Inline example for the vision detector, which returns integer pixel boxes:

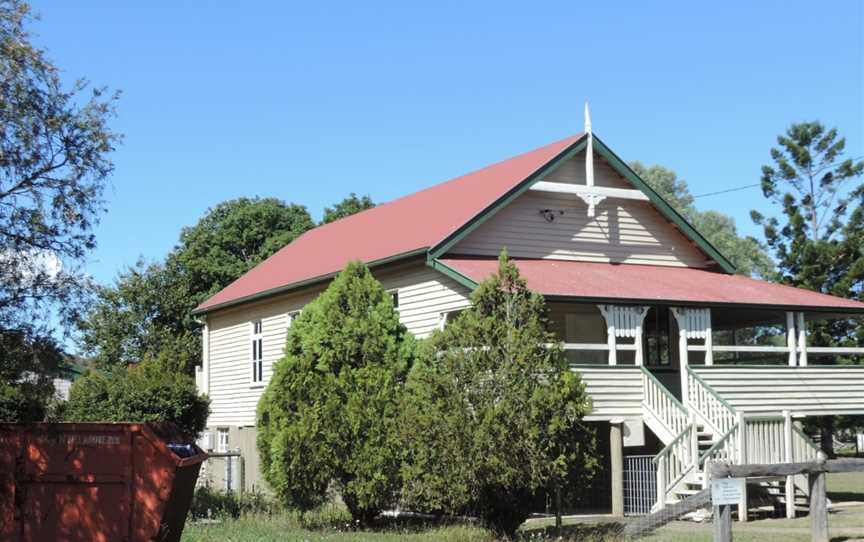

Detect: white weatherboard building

[193,121,864,517]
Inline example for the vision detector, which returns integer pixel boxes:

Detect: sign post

[711,477,744,542]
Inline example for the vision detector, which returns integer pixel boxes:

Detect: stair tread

[676,489,702,496]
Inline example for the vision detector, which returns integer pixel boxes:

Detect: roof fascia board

[192,247,429,316]
[429,135,589,259]
[427,258,480,291]
[540,294,864,314]
[591,134,737,274]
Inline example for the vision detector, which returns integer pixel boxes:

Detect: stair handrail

[653,424,696,505]
[686,366,736,436]
[640,366,689,438]
[698,421,740,470]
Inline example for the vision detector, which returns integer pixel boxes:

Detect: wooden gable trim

[431,133,736,274]
[591,135,737,274]
[428,135,590,260]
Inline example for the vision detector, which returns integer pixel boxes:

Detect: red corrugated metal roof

[196,134,584,313]
[439,258,864,311]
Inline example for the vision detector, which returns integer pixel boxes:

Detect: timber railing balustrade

[709,455,864,542]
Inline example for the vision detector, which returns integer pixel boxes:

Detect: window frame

[251,319,264,385]
[217,428,229,453]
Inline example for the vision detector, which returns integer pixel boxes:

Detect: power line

[694,184,761,198]
[693,155,864,199]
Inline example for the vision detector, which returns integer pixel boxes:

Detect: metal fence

[624,454,656,516]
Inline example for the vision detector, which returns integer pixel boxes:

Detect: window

[644,307,672,366]
[388,289,399,309]
[251,320,264,384]
[217,428,229,453]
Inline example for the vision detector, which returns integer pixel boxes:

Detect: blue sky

[29,1,864,286]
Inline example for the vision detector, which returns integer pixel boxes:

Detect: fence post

[713,503,732,542]
[810,452,829,542]
[783,410,795,519]
[736,412,748,522]
[656,455,666,510]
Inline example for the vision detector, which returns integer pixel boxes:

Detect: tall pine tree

[751,121,864,452]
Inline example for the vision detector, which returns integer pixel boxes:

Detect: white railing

[740,415,821,464]
[560,343,637,351]
[654,424,695,507]
[792,425,821,462]
[686,367,736,436]
[742,416,786,464]
[689,345,790,353]
[641,367,689,437]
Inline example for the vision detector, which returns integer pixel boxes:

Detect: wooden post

[598,305,617,365]
[736,412,748,522]
[672,309,690,406]
[809,452,829,542]
[713,503,732,542]
[783,410,795,519]
[555,484,562,534]
[786,312,797,367]
[704,311,714,366]
[608,322,617,366]
[634,307,648,367]
[610,421,624,517]
[656,455,666,510]
[796,312,808,367]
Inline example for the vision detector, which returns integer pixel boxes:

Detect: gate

[624,454,656,515]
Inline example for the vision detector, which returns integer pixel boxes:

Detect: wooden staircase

[639,366,821,516]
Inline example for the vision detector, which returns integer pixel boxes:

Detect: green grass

[181,473,864,542]
[182,517,491,542]
[181,505,864,542]
[827,470,864,503]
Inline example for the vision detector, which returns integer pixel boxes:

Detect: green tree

[322,193,375,224]
[0,330,63,421]
[256,261,411,524]
[630,162,774,277]
[77,198,314,370]
[399,252,595,538]
[64,352,210,437]
[0,0,119,419]
[751,121,864,452]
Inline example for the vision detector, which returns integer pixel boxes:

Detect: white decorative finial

[584,102,592,134]
[581,101,602,216]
